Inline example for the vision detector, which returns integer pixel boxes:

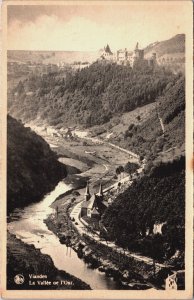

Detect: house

[80,182,108,220]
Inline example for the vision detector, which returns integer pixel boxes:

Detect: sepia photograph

[1,0,193,298]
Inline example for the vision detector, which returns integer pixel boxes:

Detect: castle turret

[105,44,113,55]
[85,181,91,201]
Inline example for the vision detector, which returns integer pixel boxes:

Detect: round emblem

[14,274,25,285]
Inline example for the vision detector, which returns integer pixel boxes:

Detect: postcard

[1,0,193,298]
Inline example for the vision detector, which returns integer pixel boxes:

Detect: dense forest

[7,115,66,212]
[101,156,185,266]
[8,62,178,127]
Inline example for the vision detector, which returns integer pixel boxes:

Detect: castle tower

[85,181,91,201]
[133,42,144,61]
[134,42,139,59]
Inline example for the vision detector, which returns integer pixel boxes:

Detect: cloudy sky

[7,1,190,51]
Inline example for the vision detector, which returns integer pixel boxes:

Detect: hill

[144,34,185,59]
[144,34,185,73]
[7,115,66,212]
[99,75,185,267]
[8,62,178,128]
[106,75,185,162]
[101,156,185,266]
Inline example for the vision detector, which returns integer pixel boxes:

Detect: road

[70,199,170,270]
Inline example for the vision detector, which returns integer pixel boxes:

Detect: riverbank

[45,186,169,290]
[7,232,91,290]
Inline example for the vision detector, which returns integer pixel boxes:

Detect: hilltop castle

[99,42,157,68]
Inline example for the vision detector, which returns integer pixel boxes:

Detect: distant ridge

[7,50,99,64]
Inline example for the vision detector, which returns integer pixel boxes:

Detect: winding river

[7,181,121,290]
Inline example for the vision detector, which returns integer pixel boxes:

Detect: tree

[115,167,121,180]
[118,165,124,179]
[124,162,138,174]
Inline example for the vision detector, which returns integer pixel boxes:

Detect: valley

[7,119,184,289]
[6,35,186,290]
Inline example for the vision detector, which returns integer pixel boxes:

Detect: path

[107,142,139,159]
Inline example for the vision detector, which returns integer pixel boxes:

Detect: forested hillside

[110,75,185,161]
[101,156,185,266]
[8,63,177,127]
[7,115,66,211]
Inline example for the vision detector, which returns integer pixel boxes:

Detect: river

[7,181,121,290]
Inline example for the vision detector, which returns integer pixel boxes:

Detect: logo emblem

[14,274,25,285]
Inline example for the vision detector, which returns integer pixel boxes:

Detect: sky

[7,1,190,51]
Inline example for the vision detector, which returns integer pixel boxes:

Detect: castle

[81,182,108,220]
[99,44,114,61]
[99,43,157,68]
